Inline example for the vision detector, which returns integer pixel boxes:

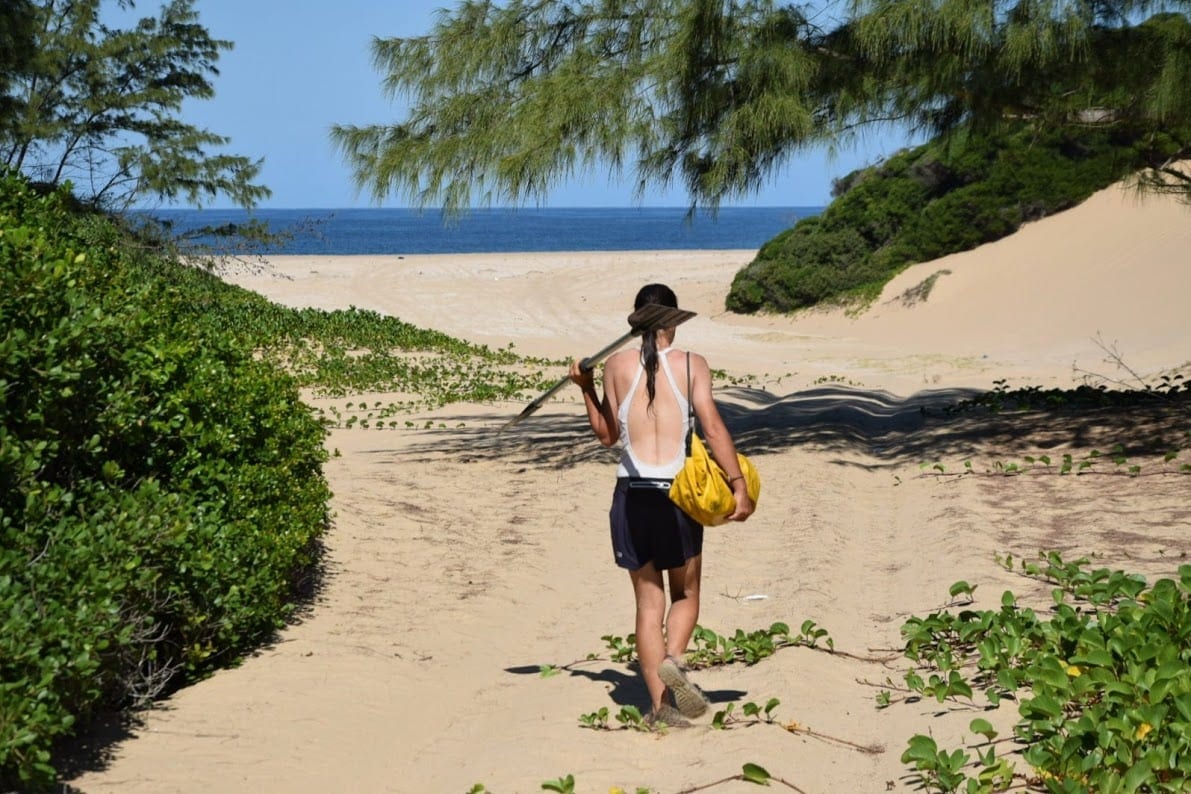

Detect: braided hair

[633,283,679,409]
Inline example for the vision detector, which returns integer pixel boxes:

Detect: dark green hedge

[0,176,330,788]
[727,124,1190,313]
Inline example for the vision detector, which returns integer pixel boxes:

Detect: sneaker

[658,656,710,718]
[645,703,692,729]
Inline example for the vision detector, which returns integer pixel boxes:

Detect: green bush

[0,168,560,787]
[727,124,1190,313]
[0,175,330,789]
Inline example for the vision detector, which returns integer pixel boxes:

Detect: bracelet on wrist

[728,475,745,483]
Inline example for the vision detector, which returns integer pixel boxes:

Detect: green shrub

[0,175,330,789]
[727,123,1190,314]
[1,167,559,787]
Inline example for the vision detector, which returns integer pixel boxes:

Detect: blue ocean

[141,206,823,255]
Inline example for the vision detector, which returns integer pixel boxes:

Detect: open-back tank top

[616,348,691,478]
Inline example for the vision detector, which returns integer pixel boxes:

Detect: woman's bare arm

[688,353,754,522]
[570,357,620,447]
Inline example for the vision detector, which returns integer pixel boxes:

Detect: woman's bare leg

[664,553,702,659]
[629,562,668,712]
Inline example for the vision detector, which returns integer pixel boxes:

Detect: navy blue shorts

[609,477,704,571]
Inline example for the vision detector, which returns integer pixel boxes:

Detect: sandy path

[66,180,1190,793]
[67,403,1188,793]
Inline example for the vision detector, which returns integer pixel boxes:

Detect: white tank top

[616,348,691,478]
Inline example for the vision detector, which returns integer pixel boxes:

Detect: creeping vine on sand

[471,761,807,792]
[885,553,1189,792]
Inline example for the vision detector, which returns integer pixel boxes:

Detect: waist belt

[628,478,673,490]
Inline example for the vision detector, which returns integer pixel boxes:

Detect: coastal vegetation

[0,174,324,789]
[333,0,1191,314]
[894,554,1190,792]
[0,0,267,210]
[0,173,555,789]
[725,124,1190,312]
[3,1,1189,790]
[510,555,1190,792]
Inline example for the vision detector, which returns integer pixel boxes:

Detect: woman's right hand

[568,358,595,389]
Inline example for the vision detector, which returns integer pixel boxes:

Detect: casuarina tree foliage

[332,0,1191,212]
[0,0,268,209]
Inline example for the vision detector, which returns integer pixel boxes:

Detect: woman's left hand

[727,490,754,522]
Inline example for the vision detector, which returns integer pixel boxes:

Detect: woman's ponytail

[632,283,679,410]
[641,328,659,406]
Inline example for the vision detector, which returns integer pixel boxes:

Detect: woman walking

[569,283,754,727]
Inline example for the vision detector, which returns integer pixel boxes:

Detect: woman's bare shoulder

[678,350,713,393]
[604,348,639,372]
[670,348,709,369]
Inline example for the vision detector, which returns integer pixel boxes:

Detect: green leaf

[617,705,643,724]
[741,763,772,785]
[1033,660,1073,690]
[901,734,939,765]
[1021,693,1063,720]
[1122,759,1151,793]
[969,718,997,741]
[1076,649,1116,669]
[1173,692,1191,723]
[541,774,575,793]
[949,580,975,598]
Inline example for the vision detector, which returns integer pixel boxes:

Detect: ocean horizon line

[137,205,822,255]
[144,205,823,214]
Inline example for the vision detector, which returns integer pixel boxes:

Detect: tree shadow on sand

[52,709,143,792]
[389,385,1191,470]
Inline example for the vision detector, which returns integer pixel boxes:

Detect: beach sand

[67,179,1190,793]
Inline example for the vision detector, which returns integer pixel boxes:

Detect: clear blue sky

[128,0,916,209]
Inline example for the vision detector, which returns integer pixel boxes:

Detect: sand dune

[67,178,1190,793]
